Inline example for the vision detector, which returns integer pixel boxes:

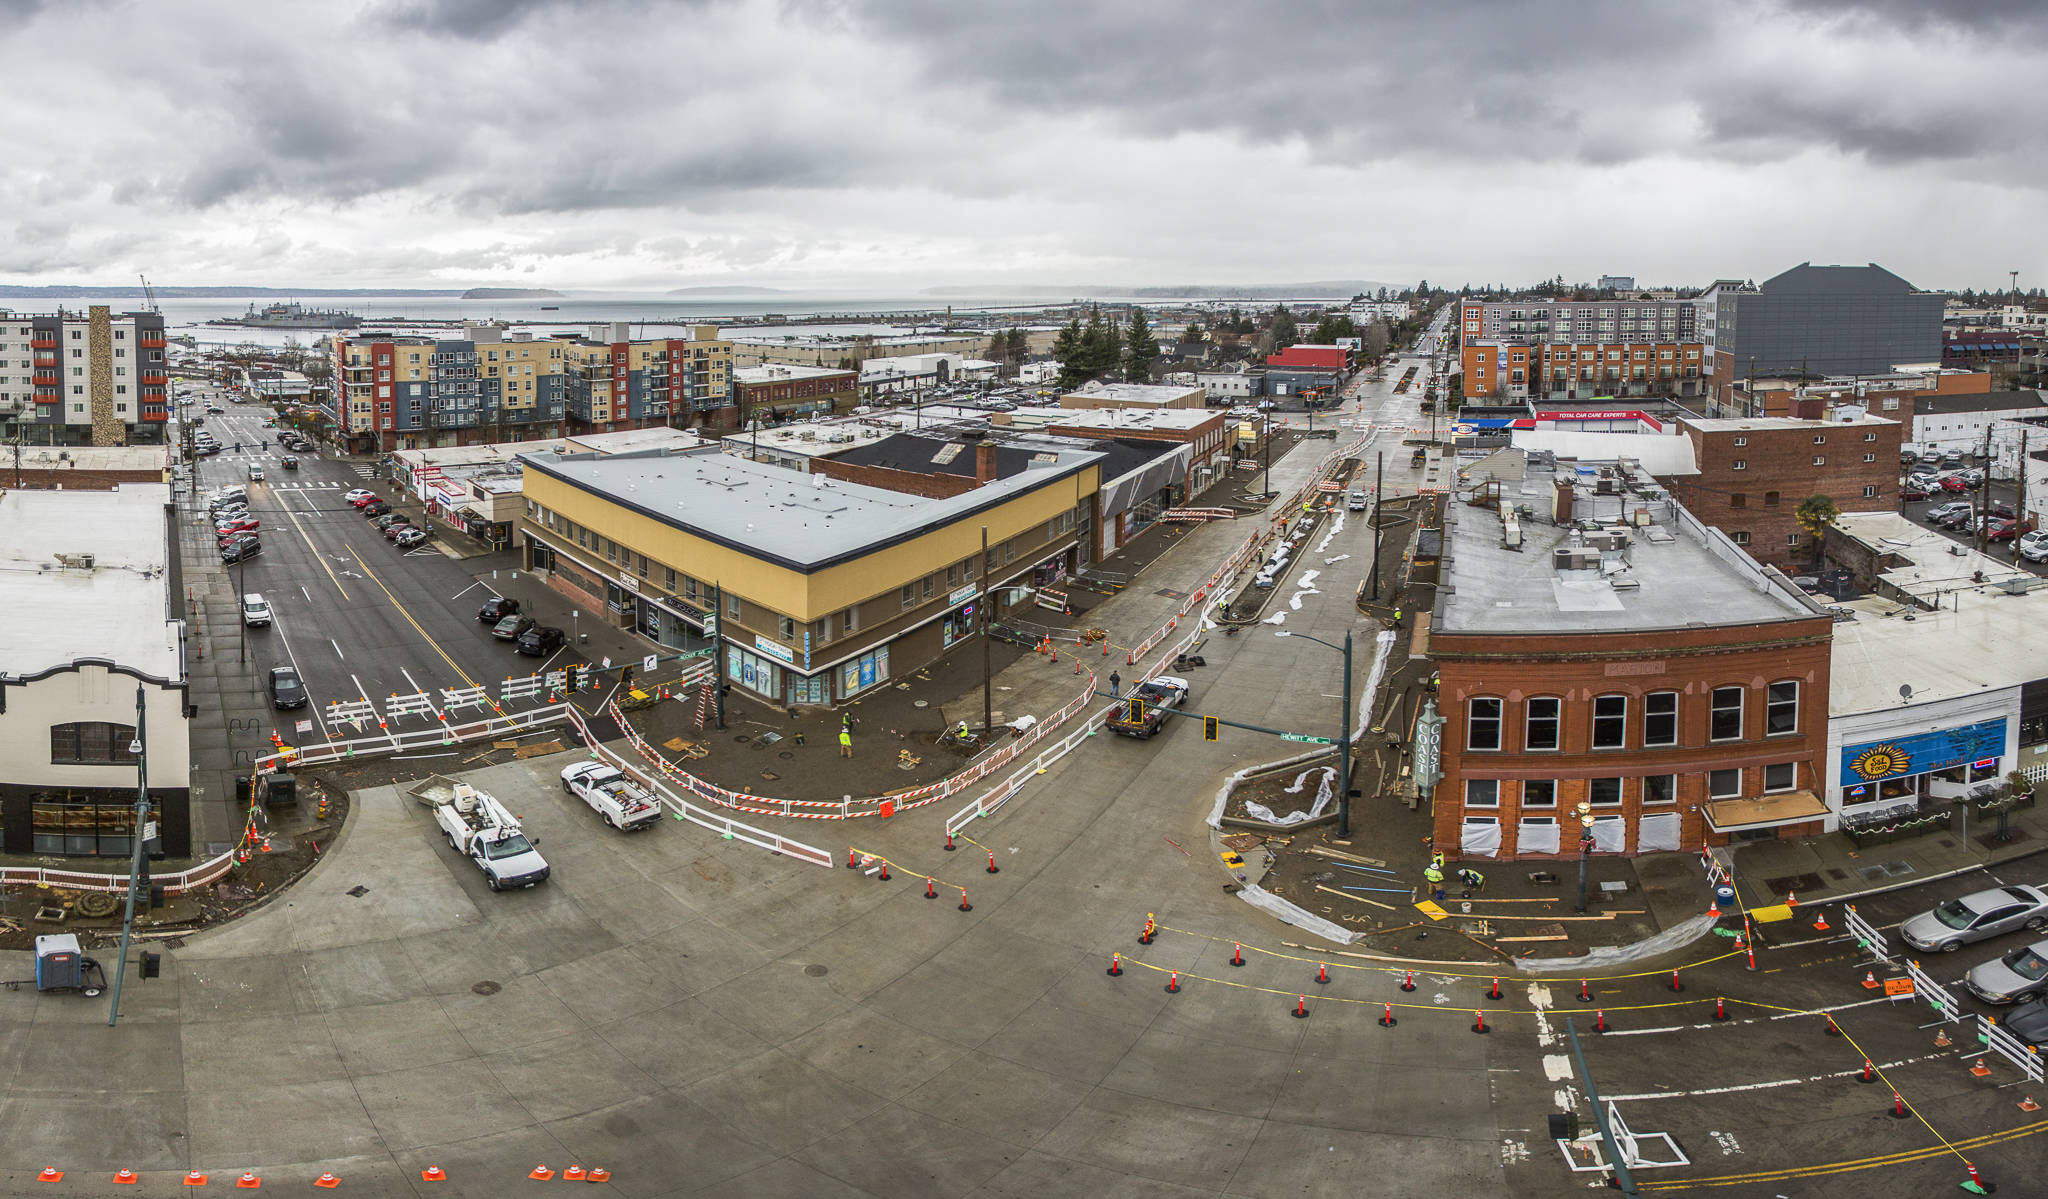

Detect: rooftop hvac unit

[1608,575,1641,591]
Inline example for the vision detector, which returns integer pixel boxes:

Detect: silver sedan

[1965,940,2048,1004]
[1901,885,2048,953]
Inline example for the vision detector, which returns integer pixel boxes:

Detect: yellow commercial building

[519,444,1099,706]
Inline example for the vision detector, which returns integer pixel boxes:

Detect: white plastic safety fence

[440,685,491,715]
[1976,1013,2046,1084]
[383,691,436,721]
[1842,904,1892,967]
[1605,1102,1688,1170]
[1903,957,1963,1026]
[0,850,238,897]
[543,669,570,695]
[325,699,377,731]
[500,675,544,703]
[558,704,833,868]
[945,627,1202,838]
[252,704,570,773]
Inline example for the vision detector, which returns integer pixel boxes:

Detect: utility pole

[711,580,726,730]
[1980,424,1994,555]
[1336,631,1354,839]
[2019,429,2031,563]
[1369,452,1385,600]
[980,526,993,736]
[107,685,149,1026]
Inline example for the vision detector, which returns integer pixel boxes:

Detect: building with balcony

[1431,451,1834,860]
[0,484,192,858]
[1459,296,1705,402]
[0,305,169,445]
[561,323,731,436]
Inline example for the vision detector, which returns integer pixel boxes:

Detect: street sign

[294,719,312,733]
[1280,733,1334,745]
[642,654,658,674]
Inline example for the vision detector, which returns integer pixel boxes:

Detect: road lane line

[349,549,479,689]
[280,505,351,601]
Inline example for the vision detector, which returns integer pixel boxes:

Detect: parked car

[1960,469,1987,487]
[1939,475,1970,493]
[1964,939,2048,1004]
[2020,531,2048,563]
[1900,885,2048,953]
[215,516,260,536]
[268,666,307,710]
[395,528,429,550]
[1942,452,1966,468]
[361,501,391,518]
[1982,518,2020,542]
[515,625,567,656]
[241,593,272,626]
[478,596,521,623]
[1927,502,1974,528]
[220,538,262,563]
[1900,484,1931,502]
[382,521,416,540]
[2004,997,2048,1047]
[207,486,248,508]
[1989,502,2020,522]
[372,513,408,529]
[344,488,375,504]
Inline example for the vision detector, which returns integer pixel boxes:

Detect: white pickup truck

[560,760,663,832]
[428,781,551,891]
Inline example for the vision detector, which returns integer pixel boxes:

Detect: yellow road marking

[349,545,478,689]
[280,507,351,601]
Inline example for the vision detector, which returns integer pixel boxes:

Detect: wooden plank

[1314,884,1396,911]
[1495,934,1570,943]
[1303,845,1389,868]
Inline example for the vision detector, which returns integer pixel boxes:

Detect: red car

[382,521,416,540]
[1940,475,1970,493]
[1981,518,2019,541]
[214,516,260,535]
[349,493,381,508]
[1900,484,1931,501]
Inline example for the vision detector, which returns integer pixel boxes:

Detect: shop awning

[1703,790,1828,833]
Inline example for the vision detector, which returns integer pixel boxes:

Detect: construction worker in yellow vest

[1423,860,1446,902]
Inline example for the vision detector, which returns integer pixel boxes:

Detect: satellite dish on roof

[1899,684,1914,701]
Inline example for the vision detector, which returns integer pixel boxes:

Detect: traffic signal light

[620,664,635,688]
[563,665,581,695]
[1204,716,1220,742]
[1126,698,1145,723]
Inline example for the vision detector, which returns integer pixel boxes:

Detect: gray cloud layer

[0,0,2039,289]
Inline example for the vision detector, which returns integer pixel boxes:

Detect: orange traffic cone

[184,1170,209,1186]
[1862,971,1879,989]
[314,1174,340,1189]
[36,1168,62,1183]
[1706,900,1720,919]
[563,1166,588,1181]
[588,1168,612,1183]
[1786,889,1798,907]
[115,1170,139,1185]
[235,1173,261,1188]
[420,1166,447,1182]
[529,1165,554,1181]
[1813,910,1830,932]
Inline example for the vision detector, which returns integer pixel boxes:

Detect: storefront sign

[617,572,639,593]
[753,635,795,665]
[949,583,979,606]
[1840,718,2009,783]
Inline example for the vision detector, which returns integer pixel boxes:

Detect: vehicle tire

[562,780,574,794]
[82,986,103,998]
[2030,916,2048,932]
[487,874,502,892]
[445,831,457,849]
[605,813,618,829]
[1940,940,1962,953]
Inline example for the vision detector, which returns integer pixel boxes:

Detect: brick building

[728,364,858,431]
[1458,296,1705,402]
[1665,410,1903,571]
[1431,453,1834,861]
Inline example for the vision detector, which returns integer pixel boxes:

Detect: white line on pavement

[1602,1051,1956,1101]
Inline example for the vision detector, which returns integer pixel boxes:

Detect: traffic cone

[1378,1003,1397,1027]
[1292,994,1309,1018]
[925,876,937,899]
[562,1166,587,1181]
[115,1170,138,1185]
[2021,1095,2041,1112]
[1230,942,1245,967]
[1786,889,1798,907]
[958,888,971,912]
[1669,968,1683,993]
[877,859,889,881]
[1315,962,1330,986]
[1139,914,1155,944]
[233,1173,260,1189]
[1972,1057,1993,1077]
[846,846,858,869]
[1577,978,1593,1003]
[1813,910,1830,932]
[529,1165,554,1180]
[1073,659,1081,675]
[1165,971,1180,993]
[1889,1091,1909,1119]
[986,849,999,874]
[1487,976,1502,1000]
[1963,1161,1993,1194]
[184,1170,209,1185]
[1860,1058,1876,1084]
[314,1174,340,1189]
[1595,1009,1608,1033]
[420,1166,447,1182]
[1937,1029,1953,1047]
[1400,970,1416,992]
[1862,971,1879,989]
[1107,952,1122,977]
[1706,900,1720,919]
[1714,996,1728,1021]
[587,1169,612,1183]
[1826,1015,1842,1038]
[36,1168,61,1183]
[1472,1009,1489,1034]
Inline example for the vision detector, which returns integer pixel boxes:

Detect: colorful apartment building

[1459,298,1705,402]
[0,306,169,446]
[330,323,730,453]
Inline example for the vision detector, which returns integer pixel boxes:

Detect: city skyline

[1,0,2042,292]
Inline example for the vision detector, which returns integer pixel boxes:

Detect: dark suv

[516,626,567,656]
[268,666,307,709]
[478,596,521,624]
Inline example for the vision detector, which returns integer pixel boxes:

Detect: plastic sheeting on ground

[1236,880,1361,945]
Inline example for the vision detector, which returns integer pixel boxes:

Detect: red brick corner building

[1427,452,1833,861]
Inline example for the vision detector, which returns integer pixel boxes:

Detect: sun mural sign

[1839,718,2009,784]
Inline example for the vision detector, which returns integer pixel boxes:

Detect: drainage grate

[471,980,502,996]
[346,885,370,898]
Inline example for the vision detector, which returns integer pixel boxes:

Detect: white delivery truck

[423,779,551,891]
[559,760,664,832]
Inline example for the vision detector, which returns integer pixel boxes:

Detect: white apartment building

[0,306,171,445]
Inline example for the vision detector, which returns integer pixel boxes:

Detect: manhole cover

[803,964,828,978]
[472,980,502,996]
[778,751,794,760]
[733,735,751,744]
[913,699,929,708]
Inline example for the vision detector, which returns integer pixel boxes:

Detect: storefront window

[788,674,828,705]
[726,646,781,699]
[839,647,890,699]
[31,794,160,857]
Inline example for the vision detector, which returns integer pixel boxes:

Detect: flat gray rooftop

[523,448,1099,573]
[1437,464,1812,635]
[0,483,180,678]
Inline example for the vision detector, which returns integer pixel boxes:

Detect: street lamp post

[107,685,150,1026]
[1276,629,1355,838]
[1574,801,1596,914]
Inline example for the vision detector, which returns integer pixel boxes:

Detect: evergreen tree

[1122,307,1159,382]
[1182,320,1206,343]
[985,331,1007,363]
[1005,328,1028,373]
[1268,305,1298,350]
[1079,307,1109,380]
[1052,318,1088,391]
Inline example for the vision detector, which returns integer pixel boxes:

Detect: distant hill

[922,281,1394,301]
[0,285,468,299]
[461,287,564,300]
[667,286,790,296]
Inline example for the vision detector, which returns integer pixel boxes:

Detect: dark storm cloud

[373,0,584,39]
[1771,0,2048,33]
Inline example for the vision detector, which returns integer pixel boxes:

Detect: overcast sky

[3,0,2042,293]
